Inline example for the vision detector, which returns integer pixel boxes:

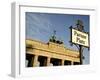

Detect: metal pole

[79,45,82,64]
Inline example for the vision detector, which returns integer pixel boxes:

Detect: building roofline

[26,38,78,52]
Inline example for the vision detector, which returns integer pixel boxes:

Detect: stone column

[71,61,74,65]
[33,55,38,67]
[62,60,64,66]
[47,57,51,66]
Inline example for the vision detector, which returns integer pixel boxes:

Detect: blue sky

[26,12,89,64]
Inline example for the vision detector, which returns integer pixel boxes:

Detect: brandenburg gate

[26,38,80,67]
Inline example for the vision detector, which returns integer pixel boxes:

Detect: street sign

[71,28,89,47]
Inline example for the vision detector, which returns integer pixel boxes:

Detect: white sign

[71,28,89,47]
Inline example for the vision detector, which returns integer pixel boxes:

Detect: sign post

[69,20,89,65]
[79,45,82,64]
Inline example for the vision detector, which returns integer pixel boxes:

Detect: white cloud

[26,12,53,40]
[26,13,52,32]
